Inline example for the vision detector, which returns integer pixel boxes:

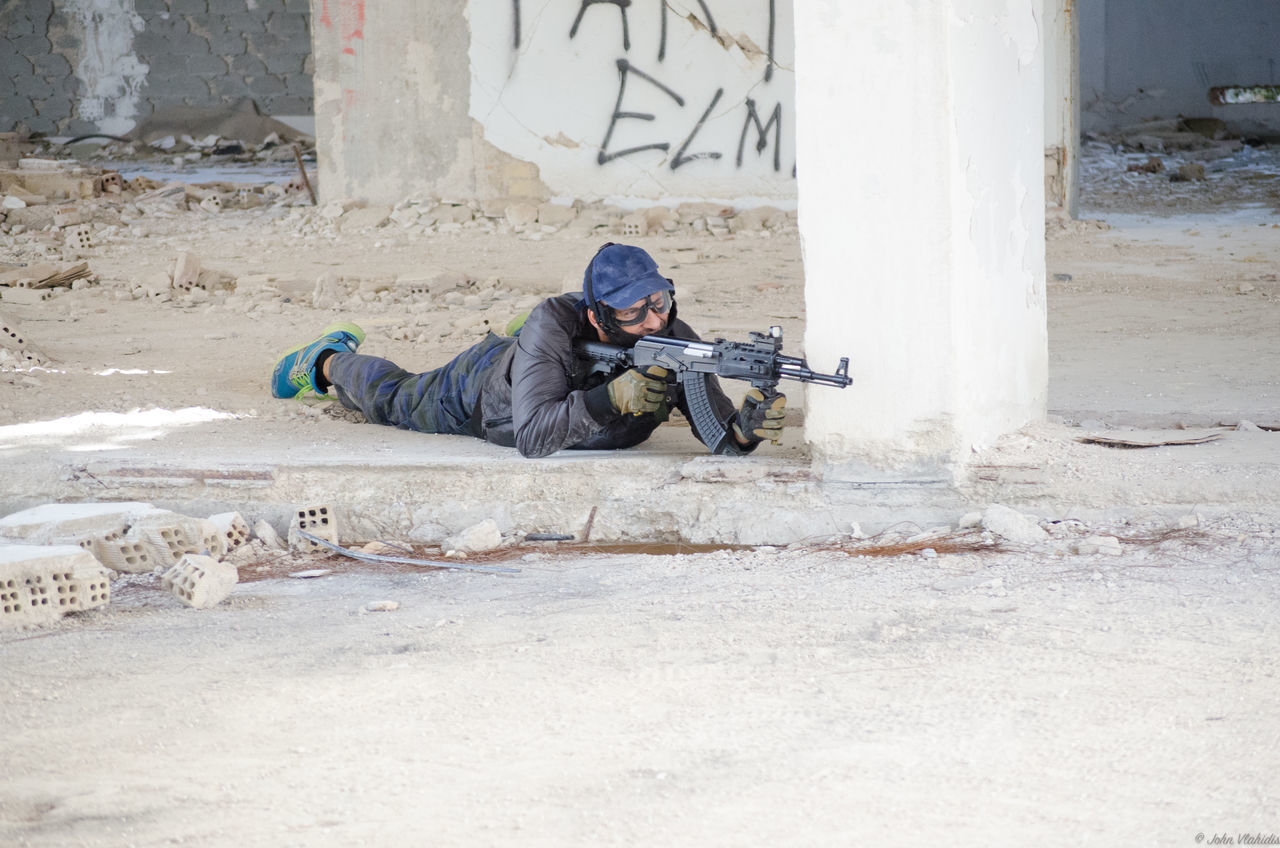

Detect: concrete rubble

[161,554,238,609]
[0,544,110,627]
[288,505,338,552]
[0,502,260,626]
[0,151,804,368]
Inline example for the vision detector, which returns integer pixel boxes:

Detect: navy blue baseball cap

[583,244,674,309]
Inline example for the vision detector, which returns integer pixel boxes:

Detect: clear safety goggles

[613,289,673,326]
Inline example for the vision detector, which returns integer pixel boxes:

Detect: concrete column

[310,0,475,204]
[794,1,1047,480]
[1045,0,1081,216]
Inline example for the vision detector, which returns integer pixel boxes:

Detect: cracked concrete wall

[1,0,313,138]
[1078,0,1280,137]
[312,0,795,207]
[469,0,795,206]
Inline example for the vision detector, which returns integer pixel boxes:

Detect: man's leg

[270,323,365,399]
[326,333,515,434]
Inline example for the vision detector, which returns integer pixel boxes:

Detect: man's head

[583,243,676,344]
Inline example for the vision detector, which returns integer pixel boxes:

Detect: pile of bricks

[0,500,340,627]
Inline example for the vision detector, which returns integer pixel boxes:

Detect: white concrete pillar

[794,1,1047,480]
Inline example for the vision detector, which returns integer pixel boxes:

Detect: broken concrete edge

[0,493,1268,630]
[0,481,1250,563]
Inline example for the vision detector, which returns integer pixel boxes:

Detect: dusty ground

[1,140,1279,846]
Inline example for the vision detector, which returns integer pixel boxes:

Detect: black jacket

[478,293,751,458]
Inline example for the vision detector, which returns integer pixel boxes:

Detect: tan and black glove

[607,366,669,416]
[732,388,787,444]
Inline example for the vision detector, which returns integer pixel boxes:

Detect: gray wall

[1079,0,1280,136]
[1,0,313,138]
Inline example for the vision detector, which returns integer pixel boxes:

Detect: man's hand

[732,388,787,444]
[607,366,669,416]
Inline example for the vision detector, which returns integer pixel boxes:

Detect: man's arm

[509,298,615,458]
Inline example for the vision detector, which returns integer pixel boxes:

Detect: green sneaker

[271,322,365,399]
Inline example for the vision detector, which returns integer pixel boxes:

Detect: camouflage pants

[327,333,515,435]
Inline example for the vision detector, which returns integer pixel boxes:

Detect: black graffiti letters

[503,1,792,178]
[570,0,634,52]
[569,0,722,66]
[670,87,724,170]
[598,59,685,164]
[737,98,782,171]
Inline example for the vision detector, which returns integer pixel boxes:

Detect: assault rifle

[575,326,851,454]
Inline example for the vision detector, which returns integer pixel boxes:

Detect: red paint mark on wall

[319,0,365,55]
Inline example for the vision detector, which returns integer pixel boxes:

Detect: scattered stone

[361,600,399,613]
[431,203,473,225]
[52,206,82,227]
[208,512,251,552]
[1170,162,1206,182]
[254,519,285,550]
[339,205,391,232]
[64,224,94,251]
[730,205,786,231]
[161,554,238,609]
[1126,157,1164,174]
[288,569,331,579]
[0,544,111,627]
[981,504,1048,545]
[444,519,502,553]
[536,202,576,228]
[1075,535,1123,556]
[677,201,733,222]
[390,206,420,227]
[172,251,201,292]
[620,211,647,237]
[288,505,338,552]
[361,541,406,557]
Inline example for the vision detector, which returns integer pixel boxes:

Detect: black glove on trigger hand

[733,388,787,444]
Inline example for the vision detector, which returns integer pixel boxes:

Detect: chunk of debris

[444,519,503,553]
[289,505,338,552]
[0,311,52,367]
[0,261,91,290]
[208,512,252,553]
[1075,535,1123,556]
[1077,430,1224,448]
[0,544,111,628]
[981,504,1048,545]
[161,554,238,609]
[1126,157,1164,174]
[1170,163,1206,182]
[254,519,285,550]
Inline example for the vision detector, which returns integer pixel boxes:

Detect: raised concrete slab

[1,414,1277,545]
